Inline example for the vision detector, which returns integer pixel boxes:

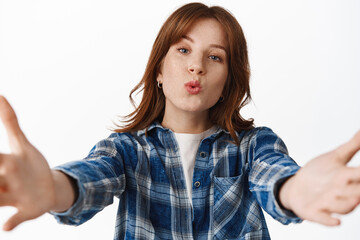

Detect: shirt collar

[137,121,231,140]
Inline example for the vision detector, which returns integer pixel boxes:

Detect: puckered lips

[184,80,201,94]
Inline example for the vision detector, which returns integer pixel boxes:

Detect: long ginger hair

[115,2,254,144]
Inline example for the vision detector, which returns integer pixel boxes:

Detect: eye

[178,48,189,54]
[209,55,222,61]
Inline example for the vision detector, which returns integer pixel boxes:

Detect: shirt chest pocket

[213,175,244,219]
[213,175,248,239]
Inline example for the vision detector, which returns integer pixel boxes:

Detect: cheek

[208,86,225,103]
[162,75,182,99]
[162,82,174,98]
[211,69,228,92]
[161,66,174,84]
[162,53,181,75]
[162,61,186,88]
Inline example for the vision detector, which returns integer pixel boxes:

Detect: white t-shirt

[174,126,217,205]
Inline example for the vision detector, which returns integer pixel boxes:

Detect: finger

[309,210,341,226]
[0,96,21,136]
[2,211,28,231]
[334,130,360,164]
[335,180,360,197]
[326,197,360,215]
[0,96,28,151]
[339,167,360,182]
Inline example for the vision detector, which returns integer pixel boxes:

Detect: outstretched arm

[0,96,77,231]
[279,130,360,226]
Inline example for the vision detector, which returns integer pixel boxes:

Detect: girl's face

[157,18,229,118]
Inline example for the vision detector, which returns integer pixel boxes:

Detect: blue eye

[209,55,221,61]
[178,48,189,54]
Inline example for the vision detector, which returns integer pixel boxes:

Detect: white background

[0,0,359,239]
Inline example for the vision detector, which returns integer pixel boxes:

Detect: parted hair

[115,2,254,144]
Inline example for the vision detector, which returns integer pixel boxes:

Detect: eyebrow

[182,35,227,53]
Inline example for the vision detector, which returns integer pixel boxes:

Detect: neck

[161,108,212,134]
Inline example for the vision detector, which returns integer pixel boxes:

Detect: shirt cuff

[49,166,86,226]
[272,173,303,224]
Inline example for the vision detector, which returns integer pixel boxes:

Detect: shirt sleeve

[49,136,126,226]
[247,127,303,225]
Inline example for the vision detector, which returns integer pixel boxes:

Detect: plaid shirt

[51,122,302,239]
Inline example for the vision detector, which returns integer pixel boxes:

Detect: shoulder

[237,126,278,144]
[88,130,146,157]
[106,129,150,148]
[237,126,289,152]
[238,126,289,156]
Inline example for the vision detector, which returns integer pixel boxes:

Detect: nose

[188,56,205,75]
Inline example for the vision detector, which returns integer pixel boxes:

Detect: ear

[156,70,163,84]
[156,58,166,83]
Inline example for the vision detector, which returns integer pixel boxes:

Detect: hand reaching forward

[0,96,56,231]
[280,130,360,226]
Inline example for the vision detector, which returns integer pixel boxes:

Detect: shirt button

[200,152,206,158]
[194,181,201,188]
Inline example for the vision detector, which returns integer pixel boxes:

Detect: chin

[167,98,217,114]
[181,102,215,113]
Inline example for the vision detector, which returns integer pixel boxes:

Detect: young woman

[0,2,360,239]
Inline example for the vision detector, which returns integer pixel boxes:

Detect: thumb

[334,130,360,164]
[310,210,341,226]
[2,211,28,231]
[0,96,28,152]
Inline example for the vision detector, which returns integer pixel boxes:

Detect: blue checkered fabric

[51,122,302,239]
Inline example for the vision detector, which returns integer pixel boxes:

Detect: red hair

[115,2,254,144]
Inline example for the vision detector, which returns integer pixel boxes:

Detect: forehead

[180,18,229,49]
